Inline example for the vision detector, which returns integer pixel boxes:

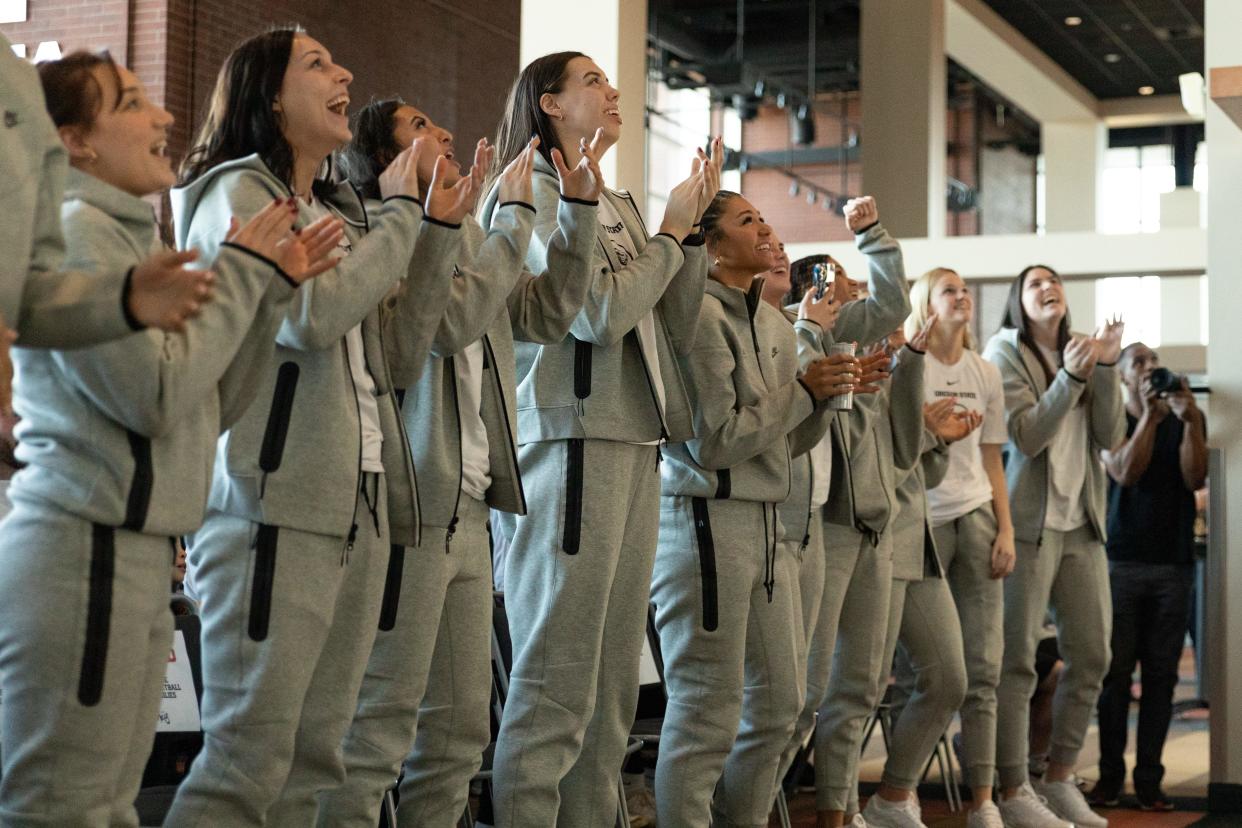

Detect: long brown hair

[486,51,586,195]
[179,27,304,187]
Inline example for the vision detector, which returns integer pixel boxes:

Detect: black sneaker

[1087,779,1121,808]
[1136,788,1176,812]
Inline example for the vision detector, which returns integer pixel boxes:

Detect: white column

[1042,120,1107,232]
[520,0,648,199]
[1205,0,1242,809]
[860,0,946,239]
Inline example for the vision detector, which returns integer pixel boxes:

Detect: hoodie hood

[64,168,157,254]
[170,153,367,250]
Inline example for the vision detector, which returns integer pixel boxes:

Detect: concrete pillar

[1042,120,1107,232]
[860,0,946,239]
[1160,275,1203,346]
[520,0,648,199]
[1205,0,1242,811]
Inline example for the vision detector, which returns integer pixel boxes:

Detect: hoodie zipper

[343,341,363,566]
[1015,340,1050,548]
[123,431,153,531]
[482,335,527,513]
[445,354,465,552]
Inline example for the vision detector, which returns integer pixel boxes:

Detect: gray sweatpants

[777,515,832,779]
[879,575,966,790]
[491,439,659,828]
[931,504,1004,789]
[813,523,894,811]
[164,473,389,828]
[316,495,493,828]
[995,525,1111,790]
[0,506,173,828]
[651,497,802,828]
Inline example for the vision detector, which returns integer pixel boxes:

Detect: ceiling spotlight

[807,189,817,206]
[1103,53,1121,63]
[1138,85,1155,96]
[821,194,834,211]
[776,92,789,109]
[1064,15,1082,26]
[789,180,800,198]
[738,157,750,174]
[753,79,766,97]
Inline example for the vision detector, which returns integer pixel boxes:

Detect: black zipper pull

[445,516,459,553]
[343,522,358,566]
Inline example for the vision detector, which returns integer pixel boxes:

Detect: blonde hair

[904,267,975,350]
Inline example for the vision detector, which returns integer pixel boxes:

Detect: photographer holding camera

[1093,342,1206,812]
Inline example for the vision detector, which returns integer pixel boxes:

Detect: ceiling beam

[1101,94,1203,128]
[946,0,1098,122]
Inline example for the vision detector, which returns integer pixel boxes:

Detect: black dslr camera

[1149,366,1185,395]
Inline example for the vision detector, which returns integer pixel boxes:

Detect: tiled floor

[777,645,1213,826]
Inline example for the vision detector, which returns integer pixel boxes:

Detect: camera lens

[1149,367,1182,394]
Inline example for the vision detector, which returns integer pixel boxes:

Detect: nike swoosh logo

[946,379,959,386]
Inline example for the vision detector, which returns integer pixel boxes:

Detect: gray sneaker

[966,800,1005,828]
[1034,778,1109,828]
[997,782,1073,828]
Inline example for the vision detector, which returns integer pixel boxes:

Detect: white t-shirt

[455,339,491,501]
[924,350,1008,526]
[809,436,832,508]
[0,479,11,523]
[305,198,384,472]
[598,196,666,443]
[1037,343,1088,531]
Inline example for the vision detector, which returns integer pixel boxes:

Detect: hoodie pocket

[248,524,279,642]
[259,362,300,473]
[378,544,405,631]
[79,524,116,706]
[562,438,585,555]
[690,498,719,632]
[573,339,593,401]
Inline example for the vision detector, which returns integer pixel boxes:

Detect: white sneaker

[997,782,1073,828]
[966,800,1005,828]
[1034,778,1109,828]
[861,794,926,828]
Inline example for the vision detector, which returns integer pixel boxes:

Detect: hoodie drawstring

[762,503,776,603]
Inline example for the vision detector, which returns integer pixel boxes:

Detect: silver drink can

[828,341,855,410]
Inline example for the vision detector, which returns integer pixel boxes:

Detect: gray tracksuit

[0,33,139,347]
[876,435,968,793]
[0,169,289,828]
[983,328,1125,789]
[776,223,912,789]
[652,278,833,828]
[163,154,460,828]
[490,157,706,828]
[319,193,598,828]
[814,346,925,812]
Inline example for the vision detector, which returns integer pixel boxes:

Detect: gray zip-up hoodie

[661,278,833,503]
[391,193,598,537]
[8,170,291,534]
[982,327,1124,545]
[823,346,926,540]
[172,154,460,547]
[889,430,950,580]
[503,155,707,445]
[786,222,916,540]
[776,306,829,549]
[1,34,137,348]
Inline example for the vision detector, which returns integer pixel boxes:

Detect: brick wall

[5,0,519,179]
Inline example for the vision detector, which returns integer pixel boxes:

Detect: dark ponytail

[338,97,406,201]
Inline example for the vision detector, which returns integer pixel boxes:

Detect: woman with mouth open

[649,198,859,827]
[319,97,603,827]
[983,264,1125,828]
[0,49,339,827]
[482,51,718,827]
[161,27,477,828]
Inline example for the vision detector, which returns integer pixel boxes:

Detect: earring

[85,149,98,163]
[713,256,721,266]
